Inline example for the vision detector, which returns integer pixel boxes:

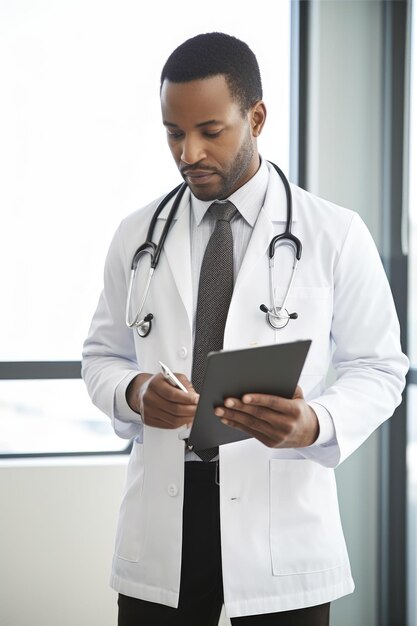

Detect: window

[407,1,417,622]
[0,1,291,455]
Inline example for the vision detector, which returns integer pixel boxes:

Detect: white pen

[159,361,189,393]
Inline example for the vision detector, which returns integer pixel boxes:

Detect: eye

[203,130,222,138]
[166,129,184,139]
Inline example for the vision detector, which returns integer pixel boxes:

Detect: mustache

[179,163,219,176]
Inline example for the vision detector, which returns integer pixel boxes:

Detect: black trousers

[118,462,330,626]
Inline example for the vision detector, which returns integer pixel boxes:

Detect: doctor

[82,33,408,626]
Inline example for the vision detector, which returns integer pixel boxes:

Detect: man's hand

[126,372,199,429]
[214,385,319,448]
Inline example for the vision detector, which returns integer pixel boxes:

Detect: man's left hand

[214,385,319,448]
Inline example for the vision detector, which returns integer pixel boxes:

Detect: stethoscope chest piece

[266,308,291,329]
[259,304,298,329]
[135,313,154,337]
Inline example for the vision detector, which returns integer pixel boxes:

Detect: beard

[181,129,256,201]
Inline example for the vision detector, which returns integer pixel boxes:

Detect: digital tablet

[187,340,312,452]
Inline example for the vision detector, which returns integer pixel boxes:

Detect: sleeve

[81,222,143,440]
[299,213,409,468]
[309,403,336,445]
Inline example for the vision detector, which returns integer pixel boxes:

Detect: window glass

[0,0,291,455]
[407,2,417,624]
[410,0,417,369]
[407,386,417,625]
[0,379,126,454]
[0,0,291,362]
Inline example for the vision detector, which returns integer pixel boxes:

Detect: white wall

[0,458,126,626]
[0,457,233,626]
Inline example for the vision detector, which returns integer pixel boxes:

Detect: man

[82,33,408,625]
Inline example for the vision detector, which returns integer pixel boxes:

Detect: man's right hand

[126,372,199,429]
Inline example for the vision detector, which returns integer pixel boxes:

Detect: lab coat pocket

[283,287,333,372]
[269,458,347,575]
[114,441,147,562]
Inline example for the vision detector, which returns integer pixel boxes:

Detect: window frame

[0,361,132,458]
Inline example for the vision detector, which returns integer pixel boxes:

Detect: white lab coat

[82,162,408,618]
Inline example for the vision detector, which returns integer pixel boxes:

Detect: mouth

[181,169,218,186]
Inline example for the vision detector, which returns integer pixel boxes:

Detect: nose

[180,134,207,165]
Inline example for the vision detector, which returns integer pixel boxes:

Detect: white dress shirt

[190,158,269,340]
[186,159,269,460]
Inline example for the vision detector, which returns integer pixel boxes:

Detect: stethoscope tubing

[126,183,187,329]
[131,183,187,271]
[126,162,302,335]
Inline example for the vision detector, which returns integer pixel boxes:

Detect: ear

[250,101,267,137]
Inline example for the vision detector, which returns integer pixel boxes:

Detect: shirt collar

[191,157,269,227]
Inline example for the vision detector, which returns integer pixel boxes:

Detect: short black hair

[160,32,263,113]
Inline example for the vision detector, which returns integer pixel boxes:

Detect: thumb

[181,376,200,402]
[293,385,304,400]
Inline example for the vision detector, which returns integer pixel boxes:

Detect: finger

[215,402,293,437]
[216,397,292,426]
[142,379,198,418]
[218,408,290,444]
[214,398,265,423]
[141,392,197,431]
[240,393,301,416]
[143,406,195,429]
[293,385,304,400]
[144,390,198,419]
[175,373,199,397]
[150,374,199,405]
[223,423,282,448]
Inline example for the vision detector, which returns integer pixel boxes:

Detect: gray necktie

[192,201,237,461]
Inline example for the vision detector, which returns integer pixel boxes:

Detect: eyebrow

[163,119,222,128]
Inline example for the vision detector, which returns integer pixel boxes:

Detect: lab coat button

[179,347,188,359]
[167,483,178,497]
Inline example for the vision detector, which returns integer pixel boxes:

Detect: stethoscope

[125,161,302,338]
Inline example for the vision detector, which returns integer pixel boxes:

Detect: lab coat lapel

[234,207,274,294]
[159,188,193,330]
[233,162,289,294]
[225,163,294,347]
